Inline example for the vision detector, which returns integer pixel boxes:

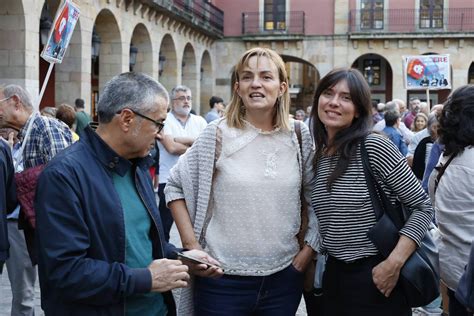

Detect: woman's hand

[372,235,417,297]
[181,249,224,278]
[372,257,402,297]
[292,244,315,272]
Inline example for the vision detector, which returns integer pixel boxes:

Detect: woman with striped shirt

[309,68,434,315]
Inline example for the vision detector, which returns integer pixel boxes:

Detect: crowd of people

[0,47,473,316]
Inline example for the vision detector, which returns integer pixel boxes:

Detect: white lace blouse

[203,121,301,276]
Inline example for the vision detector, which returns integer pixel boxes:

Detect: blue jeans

[194,264,304,315]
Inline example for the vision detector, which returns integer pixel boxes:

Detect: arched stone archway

[469,62,474,84]
[92,9,122,116]
[200,50,212,114]
[352,53,393,103]
[158,34,177,93]
[130,23,152,76]
[55,18,82,106]
[281,55,320,113]
[181,43,198,113]
[0,0,28,90]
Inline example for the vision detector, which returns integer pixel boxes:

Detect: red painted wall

[213,0,334,36]
[214,0,259,36]
[292,0,334,35]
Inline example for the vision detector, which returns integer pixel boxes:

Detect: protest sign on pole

[41,0,80,65]
[15,0,80,169]
[403,54,451,90]
[402,54,450,108]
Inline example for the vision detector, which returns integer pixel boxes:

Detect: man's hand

[292,244,315,272]
[148,259,190,292]
[372,257,402,297]
[181,249,224,278]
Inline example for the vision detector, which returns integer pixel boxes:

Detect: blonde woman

[165,47,319,315]
[411,112,428,133]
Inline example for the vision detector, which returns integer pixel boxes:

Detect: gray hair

[1,84,33,109]
[170,85,191,100]
[97,72,169,123]
[427,113,439,137]
[384,109,400,127]
[384,101,399,112]
[295,109,306,116]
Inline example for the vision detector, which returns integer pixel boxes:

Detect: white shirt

[158,112,207,183]
[204,121,300,276]
[407,128,429,157]
[430,147,474,290]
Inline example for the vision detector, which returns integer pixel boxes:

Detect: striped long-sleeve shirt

[311,133,433,262]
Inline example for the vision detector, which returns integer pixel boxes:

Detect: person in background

[309,67,433,316]
[156,85,207,242]
[411,112,428,133]
[40,106,57,118]
[0,128,16,275]
[304,105,312,127]
[372,101,384,125]
[382,109,407,156]
[374,100,413,145]
[0,128,37,316]
[166,47,318,315]
[412,114,439,180]
[56,103,80,142]
[420,101,430,116]
[74,98,91,137]
[295,109,306,122]
[429,84,474,316]
[403,97,421,129]
[205,96,225,123]
[0,84,73,264]
[35,72,218,316]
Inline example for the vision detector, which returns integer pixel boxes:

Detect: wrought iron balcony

[242,11,305,37]
[151,0,224,38]
[349,8,474,36]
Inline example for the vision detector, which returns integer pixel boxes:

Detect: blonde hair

[226,47,290,130]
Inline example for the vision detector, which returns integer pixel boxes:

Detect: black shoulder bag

[360,138,440,307]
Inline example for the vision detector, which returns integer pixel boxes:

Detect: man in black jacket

[0,137,16,272]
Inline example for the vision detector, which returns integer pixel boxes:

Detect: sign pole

[426,88,430,109]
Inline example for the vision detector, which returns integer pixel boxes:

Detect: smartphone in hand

[176,252,223,271]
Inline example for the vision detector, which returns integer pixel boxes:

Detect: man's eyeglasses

[0,96,12,104]
[117,109,165,133]
[173,96,192,102]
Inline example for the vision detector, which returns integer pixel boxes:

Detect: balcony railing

[151,0,224,38]
[242,11,305,36]
[349,8,474,34]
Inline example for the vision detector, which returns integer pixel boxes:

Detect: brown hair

[56,103,76,128]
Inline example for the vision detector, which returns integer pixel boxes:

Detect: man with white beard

[157,85,207,242]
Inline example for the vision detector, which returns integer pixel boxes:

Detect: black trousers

[158,183,173,242]
[322,255,411,316]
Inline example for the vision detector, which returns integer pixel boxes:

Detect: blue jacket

[35,127,178,315]
[0,141,17,268]
[383,126,408,156]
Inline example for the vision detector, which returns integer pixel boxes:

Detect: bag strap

[295,120,303,155]
[433,154,455,195]
[360,137,404,229]
[360,138,384,220]
[294,121,308,249]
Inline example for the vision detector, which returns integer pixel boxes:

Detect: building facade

[1,0,473,115]
[0,0,223,116]
[214,0,474,109]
